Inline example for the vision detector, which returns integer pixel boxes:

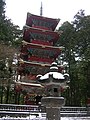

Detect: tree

[57,10,90,106]
[0,0,6,41]
[0,0,22,104]
[57,21,81,106]
[0,0,22,46]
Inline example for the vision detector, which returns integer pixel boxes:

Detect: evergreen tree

[73,10,90,102]
[58,10,90,106]
[0,0,22,46]
[0,0,22,104]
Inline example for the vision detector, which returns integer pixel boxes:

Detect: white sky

[5,0,90,29]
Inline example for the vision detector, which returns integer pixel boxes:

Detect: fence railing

[0,104,89,117]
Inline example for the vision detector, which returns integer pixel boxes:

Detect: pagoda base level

[41,97,65,120]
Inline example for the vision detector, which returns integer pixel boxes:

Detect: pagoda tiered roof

[23,26,60,45]
[22,40,63,50]
[26,12,60,31]
[18,59,50,74]
[18,59,63,81]
[20,41,62,64]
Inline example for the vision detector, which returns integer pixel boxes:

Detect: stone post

[87,105,90,116]
[41,97,65,120]
[87,98,90,116]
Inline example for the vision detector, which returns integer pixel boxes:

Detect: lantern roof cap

[51,62,57,65]
[39,71,64,80]
[50,62,58,71]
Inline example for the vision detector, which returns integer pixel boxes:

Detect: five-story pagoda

[15,12,63,104]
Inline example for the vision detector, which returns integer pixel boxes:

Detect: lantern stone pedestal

[41,97,65,120]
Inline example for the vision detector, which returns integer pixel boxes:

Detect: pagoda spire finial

[40,2,43,16]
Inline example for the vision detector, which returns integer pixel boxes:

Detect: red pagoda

[15,12,63,104]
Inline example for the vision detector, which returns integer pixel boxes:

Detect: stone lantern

[37,62,69,120]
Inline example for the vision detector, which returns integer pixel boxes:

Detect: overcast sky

[5,0,90,29]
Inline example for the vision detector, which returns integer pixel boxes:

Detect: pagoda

[15,12,63,104]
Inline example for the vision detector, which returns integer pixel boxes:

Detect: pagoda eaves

[26,12,60,31]
[23,26,60,45]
